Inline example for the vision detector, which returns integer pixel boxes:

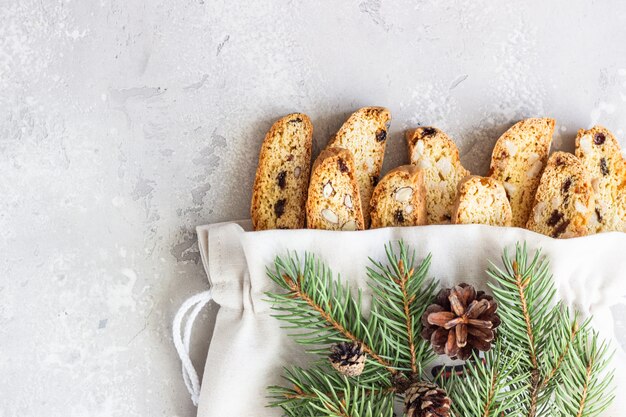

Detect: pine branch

[442,338,528,417]
[367,241,437,376]
[553,331,615,417]
[284,274,393,372]
[269,365,395,417]
[486,243,616,417]
[540,309,588,392]
[487,243,561,416]
[266,252,397,376]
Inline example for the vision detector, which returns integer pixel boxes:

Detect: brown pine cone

[404,381,451,417]
[421,283,500,360]
[329,342,366,377]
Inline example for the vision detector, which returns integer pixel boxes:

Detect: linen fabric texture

[193,221,626,417]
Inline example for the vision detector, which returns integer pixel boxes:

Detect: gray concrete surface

[1,1,625,416]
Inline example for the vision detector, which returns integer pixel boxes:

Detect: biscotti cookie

[369,165,428,229]
[526,152,594,238]
[575,125,626,233]
[489,118,555,227]
[406,126,470,224]
[451,176,512,227]
[328,107,391,227]
[251,113,313,230]
[306,147,364,231]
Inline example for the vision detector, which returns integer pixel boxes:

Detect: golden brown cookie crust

[251,113,313,230]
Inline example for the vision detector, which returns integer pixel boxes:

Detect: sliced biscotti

[251,113,313,230]
[526,152,594,238]
[328,107,391,227]
[406,126,470,224]
[306,147,364,231]
[489,118,555,227]
[369,165,428,229]
[451,176,512,226]
[575,125,626,233]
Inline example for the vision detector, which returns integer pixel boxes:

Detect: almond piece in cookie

[369,165,428,229]
[306,147,364,231]
[406,126,470,224]
[328,107,391,227]
[451,176,512,227]
[575,125,626,233]
[489,118,555,227]
[526,152,594,238]
[251,113,313,230]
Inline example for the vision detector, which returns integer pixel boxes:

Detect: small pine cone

[404,381,451,417]
[421,283,500,360]
[329,342,366,377]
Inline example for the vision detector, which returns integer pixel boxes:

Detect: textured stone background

[1,1,625,416]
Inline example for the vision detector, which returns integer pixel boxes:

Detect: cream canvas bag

[174,221,626,416]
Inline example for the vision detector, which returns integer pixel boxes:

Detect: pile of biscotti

[250,107,626,238]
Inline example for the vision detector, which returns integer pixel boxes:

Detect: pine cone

[404,381,451,417]
[329,342,366,377]
[421,283,500,360]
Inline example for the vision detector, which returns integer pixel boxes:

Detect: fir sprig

[269,365,395,417]
[487,243,615,417]
[266,252,397,376]
[441,339,529,417]
[554,331,615,417]
[367,241,438,375]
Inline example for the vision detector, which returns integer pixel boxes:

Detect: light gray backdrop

[1,1,625,416]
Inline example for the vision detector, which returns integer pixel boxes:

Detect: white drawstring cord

[173,290,213,406]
